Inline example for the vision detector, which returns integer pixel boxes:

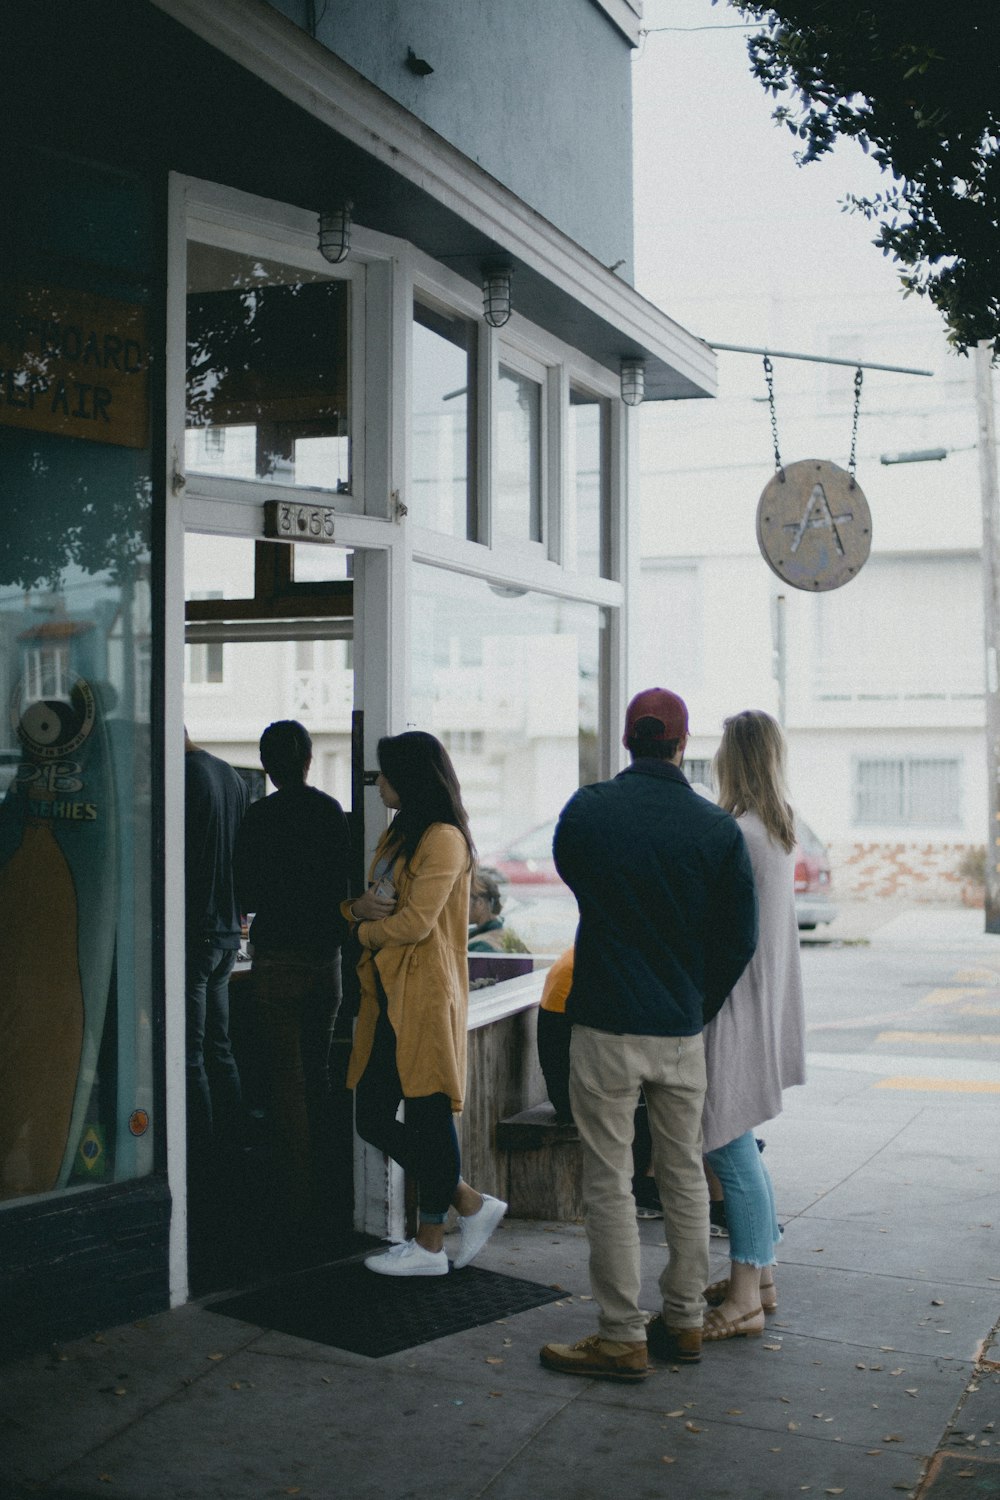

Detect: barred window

[853,758,960,826]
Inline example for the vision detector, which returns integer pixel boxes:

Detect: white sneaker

[452,1194,508,1269]
[364,1239,449,1277]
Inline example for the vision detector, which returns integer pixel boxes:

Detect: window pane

[411,304,476,537]
[496,365,542,543]
[569,389,608,576]
[186,245,350,493]
[908,759,960,825]
[0,154,154,1204]
[184,536,257,600]
[855,759,904,823]
[412,566,605,955]
[292,545,353,585]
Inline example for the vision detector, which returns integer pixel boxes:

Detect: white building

[639,306,990,901]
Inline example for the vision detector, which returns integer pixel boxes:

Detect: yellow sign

[0,284,149,449]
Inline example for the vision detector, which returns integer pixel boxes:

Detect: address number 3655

[263,500,336,543]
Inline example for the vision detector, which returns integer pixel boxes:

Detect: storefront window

[496,364,543,544]
[0,151,155,1204]
[412,566,605,957]
[569,387,609,577]
[411,302,476,537]
[185,245,350,492]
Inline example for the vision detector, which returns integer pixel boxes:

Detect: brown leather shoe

[539,1333,649,1382]
[645,1314,702,1363]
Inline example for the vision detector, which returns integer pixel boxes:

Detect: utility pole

[975,340,1000,933]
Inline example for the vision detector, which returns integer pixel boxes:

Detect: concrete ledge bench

[496,1103,583,1221]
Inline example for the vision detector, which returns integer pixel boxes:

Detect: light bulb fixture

[482,259,513,328]
[318,202,353,264]
[620,357,646,407]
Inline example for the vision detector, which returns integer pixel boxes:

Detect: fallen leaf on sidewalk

[905,1389,918,1397]
[727,1408,744,1415]
[763,1342,782,1351]
[485,1357,504,1365]
[661,1456,676,1464]
[684,1422,702,1433]
[883,1434,903,1443]
[788,1422,800,1431]
[866,1449,882,1455]
[931,1298,944,1306]
[666,1409,685,1418]
[207,1353,224,1361]
[825,1489,845,1495]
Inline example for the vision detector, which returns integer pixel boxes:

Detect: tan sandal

[705,1277,777,1313]
[702,1305,765,1341]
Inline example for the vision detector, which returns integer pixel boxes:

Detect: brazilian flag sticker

[77,1123,106,1178]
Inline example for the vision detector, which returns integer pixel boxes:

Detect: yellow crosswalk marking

[877,1030,1000,1046]
[918,987,987,1008]
[959,1003,1000,1017]
[875,1077,1000,1093]
[952,968,1000,985]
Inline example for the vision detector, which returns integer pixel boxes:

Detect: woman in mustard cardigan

[346,731,507,1277]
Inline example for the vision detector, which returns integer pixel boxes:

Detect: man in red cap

[540,688,757,1381]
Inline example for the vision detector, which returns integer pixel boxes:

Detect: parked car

[488,820,562,887]
[491,810,838,932]
[794,816,838,930]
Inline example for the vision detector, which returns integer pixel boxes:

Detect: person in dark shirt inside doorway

[234,719,352,1243]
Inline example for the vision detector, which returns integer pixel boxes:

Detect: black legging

[354,1001,460,1223]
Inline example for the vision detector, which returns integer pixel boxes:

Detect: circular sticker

[756,459,871,591]
[11,673,97,759]
[128,1109,150,1137]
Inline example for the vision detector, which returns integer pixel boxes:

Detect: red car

[793,816,837,930]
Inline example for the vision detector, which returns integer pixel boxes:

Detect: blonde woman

[701,711,806,1340]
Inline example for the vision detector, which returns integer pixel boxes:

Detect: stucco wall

[265,0,636,277]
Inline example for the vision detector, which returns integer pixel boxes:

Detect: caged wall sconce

[318,202,353,264]
[482,260,513,328]
[620,357,645,407]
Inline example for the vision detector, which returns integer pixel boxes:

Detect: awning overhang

[150,0,717,404]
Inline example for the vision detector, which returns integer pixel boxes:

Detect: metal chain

[763,355,784,479]
[847,366,864,487]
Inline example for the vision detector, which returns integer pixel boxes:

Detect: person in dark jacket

[540,688,758,1383]
[233,720,352,1237]
[184,730,250,1164]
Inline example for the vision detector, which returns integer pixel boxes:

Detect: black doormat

[206,1255,563,1358]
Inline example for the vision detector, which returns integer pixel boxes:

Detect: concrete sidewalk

[3,907,999,1500]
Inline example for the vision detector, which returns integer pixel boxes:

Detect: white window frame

[852,755,963,828]
[166,173,637,1268]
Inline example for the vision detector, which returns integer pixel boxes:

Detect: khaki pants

[570,1024,709,1341]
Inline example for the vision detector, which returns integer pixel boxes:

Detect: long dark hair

[378,731,475,871]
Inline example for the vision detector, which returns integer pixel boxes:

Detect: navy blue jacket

[554,760,758,1036]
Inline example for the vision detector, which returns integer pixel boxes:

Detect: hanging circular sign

[756,459,871,591]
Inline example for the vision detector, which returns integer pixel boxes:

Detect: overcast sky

[628,0,982,559]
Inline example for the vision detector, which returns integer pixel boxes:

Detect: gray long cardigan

[702,810,806,1154]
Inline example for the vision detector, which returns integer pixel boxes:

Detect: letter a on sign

[756,460,871,591]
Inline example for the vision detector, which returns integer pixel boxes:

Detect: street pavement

[3,903,999,1500]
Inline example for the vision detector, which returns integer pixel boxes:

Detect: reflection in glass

[569,389,608,577]
[292,546,353,585]
[411,304,476,536]
[412,565,605,956]
[496,365,542,543]
[0,153,154,1207]
[185,245,350,492]
[0,443,154,1203]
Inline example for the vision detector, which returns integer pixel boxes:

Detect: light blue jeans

[705,1130,781,1269]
